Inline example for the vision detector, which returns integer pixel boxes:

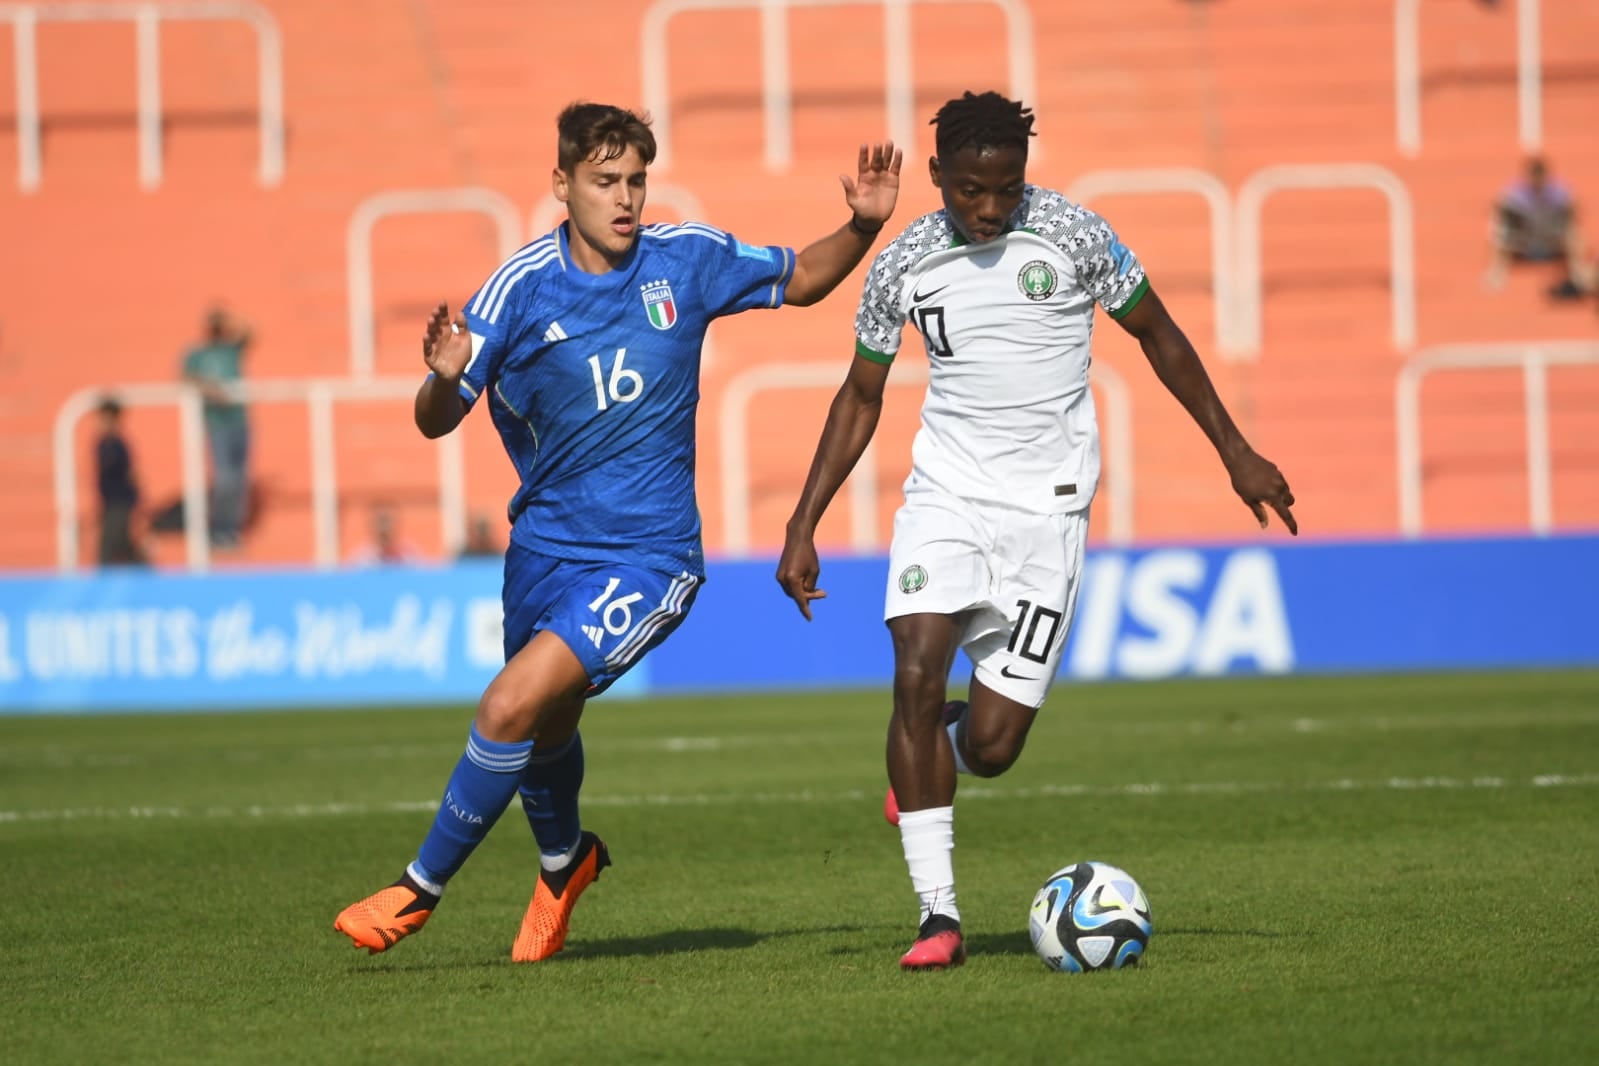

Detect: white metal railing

[1067,168,1238,356]
[641,0,1036,172]
[719,359,1133,555]
[1235,164,1415,356]
[0,1,284,192]
[346,185,719,380]
[1395,341,1599,538]
[53,378,465,572]
[345,188,524,378]
[1395,0,1541,158]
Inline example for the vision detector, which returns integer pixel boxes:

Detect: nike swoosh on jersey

[910,283,951,304]
[1000,665,1040,680]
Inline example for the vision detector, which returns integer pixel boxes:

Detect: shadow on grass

[1159,927,1287,939]
[964,931,1036,957]
[564,926,761,959]
[344,924,874,974]
[345,955,508,976]
[960,925,1289,960]
[346,923,1291,975]
[342,930,769,975]
[564,923,869,961]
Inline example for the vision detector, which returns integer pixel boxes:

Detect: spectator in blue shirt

[180,307,253,549]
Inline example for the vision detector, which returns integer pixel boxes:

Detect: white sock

[946,718,971,775]
[539,835,582,873]
[898,806,958,925]
[405,862,445,898]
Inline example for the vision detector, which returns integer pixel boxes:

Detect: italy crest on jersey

[640,279,678,331]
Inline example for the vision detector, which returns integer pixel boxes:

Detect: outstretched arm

[776,355,894,618]
[1117,287,1298,534]
[785,143,904,307]
[414,303,471,439]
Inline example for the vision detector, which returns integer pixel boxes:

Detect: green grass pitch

[3,671,1597,1065]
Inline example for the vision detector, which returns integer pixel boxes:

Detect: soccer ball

[1028,861,1153,972]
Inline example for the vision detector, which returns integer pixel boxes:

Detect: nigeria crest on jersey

[640,279,678,330]
[1017,260,1058,301]
[898,564,928,594]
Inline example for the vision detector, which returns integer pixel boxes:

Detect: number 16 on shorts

[579,569,697,674]
[584,576,645,646]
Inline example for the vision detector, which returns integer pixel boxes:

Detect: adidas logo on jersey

[581,624,604,648]
[543,321,568,342]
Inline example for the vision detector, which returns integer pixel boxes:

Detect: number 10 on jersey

[912,306,954,359]
[588,347,645,410]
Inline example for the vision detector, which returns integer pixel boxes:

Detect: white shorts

[884,491,1088,708]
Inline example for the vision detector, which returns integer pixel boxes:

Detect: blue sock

[518,731,586,859]
[413,725,534,887]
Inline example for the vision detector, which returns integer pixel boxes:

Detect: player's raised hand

[422,302,472,383]
[841,141,903,230]
[776,533,828,622]
[1226,448,1298,536]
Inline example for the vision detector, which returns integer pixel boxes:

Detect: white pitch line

[7,705,1599,770]
[2,773,1597,825]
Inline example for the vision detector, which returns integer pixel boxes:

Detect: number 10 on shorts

[1008,599,1064,665]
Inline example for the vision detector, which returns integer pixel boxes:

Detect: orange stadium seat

[1,0,1595,572]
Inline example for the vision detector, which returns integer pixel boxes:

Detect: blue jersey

[453,221,795,577]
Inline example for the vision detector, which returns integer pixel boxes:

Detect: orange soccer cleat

[512,831,611,963]
[334,878,436,955]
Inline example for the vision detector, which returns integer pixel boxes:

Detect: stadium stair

[1,0,1594,570]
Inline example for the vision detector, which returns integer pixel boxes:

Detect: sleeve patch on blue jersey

[735,240,774,262]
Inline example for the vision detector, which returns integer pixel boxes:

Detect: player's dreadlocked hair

[930,91,1036,161]
[557,102,657,173]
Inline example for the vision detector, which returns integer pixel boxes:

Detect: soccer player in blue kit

[335,102,903,960]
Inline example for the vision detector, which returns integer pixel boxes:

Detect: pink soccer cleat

[899,915,966,971]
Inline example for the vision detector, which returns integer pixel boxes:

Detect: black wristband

[848,214,883,238]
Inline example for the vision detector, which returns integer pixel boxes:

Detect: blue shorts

[501,543,702,697]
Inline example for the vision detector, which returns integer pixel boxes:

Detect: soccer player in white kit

[776,92,1297,970]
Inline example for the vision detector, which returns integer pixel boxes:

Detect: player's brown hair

[556,102,657,173]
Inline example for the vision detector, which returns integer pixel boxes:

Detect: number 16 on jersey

[588,347,645,410]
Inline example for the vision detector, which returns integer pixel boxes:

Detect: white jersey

[854,186,1148,514]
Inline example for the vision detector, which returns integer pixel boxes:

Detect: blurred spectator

[1484,157,1594,299]
[458,513,502,559]
[94,397,146,566]
[181,306,253,550]
[349,504,425,567]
